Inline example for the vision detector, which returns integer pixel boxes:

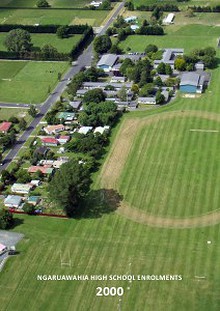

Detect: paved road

[0,2,125,172]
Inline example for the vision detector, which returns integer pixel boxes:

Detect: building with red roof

[28,166,54,175]
[41,137,59,147]
[0,121,12,133]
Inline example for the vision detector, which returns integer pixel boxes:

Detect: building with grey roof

[4,195,22,208]
[154,48,184,69]
[180,72,205,93]
[97,54,118,72]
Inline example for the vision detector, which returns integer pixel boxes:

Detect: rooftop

[0,121,12,132]
[97,54,118,67]
[180,72,200,86]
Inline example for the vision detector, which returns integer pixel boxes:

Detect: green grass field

[119,24,220,53]
[0,33,83,53]
[132,0,220,8]
[0,107,29,121]
[0,8,108,26]
[0,61,69,103]
[0,0,90,8]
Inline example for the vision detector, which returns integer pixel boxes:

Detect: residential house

[124,16,137,23]
[34,146,49,158]
[28,166,54,175]
[30,180,41,187]
[0,121,12,134]
[69,100,82,110]
[97,54,118,72]
[56,112,75,123]
[11,183,33,194]
[41,137,59,147]
[57,135,70,145]
[78,126,93,135]
[110,76,126,83]
[94,126,110,135]
[44,124,65,135]
[4,195,22,208]
[195,61,204,71]
[27,196,40,206]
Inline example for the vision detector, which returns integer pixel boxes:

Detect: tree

[145,44,158,54]
[41,44,59,59]
[19,118,27,131]
[93,35,112,54]
[78,101,118,127]
[119,58,134,76]
[157,62,166,74]
[56,26,69,39]
[0,209,14,230]
[83,88,106,104]
[49,159,92,216]
[58,72,62,81]
[165,64,173,76]
[23,203,36,215]
[174,57,186,71]
[185,8,195,17]
[131,84,139,94]
[4,29,32,52]
[36,0,50,7]
[28,105,38,118]
[156,90,165,104]
[154,76,163,87]
[117,85,127,101]
[139,83,155,97]
[15,169,31,183]
[125,1,134,10]
[100,0,111,9]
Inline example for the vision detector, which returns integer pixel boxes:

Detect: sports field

[0,8,108,26]
[119,24,220,53]
[0,33,83,53]
[0,0,90,8]
[0,61,69,103]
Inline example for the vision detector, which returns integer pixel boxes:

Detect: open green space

[0,0,90,8]
[132,0,220,8]
[119,24,220,53]
[0,61,69,103]
[0,8,108,26]
[119,115,220,218]
[0,107,30,121]
[0,33,83,53]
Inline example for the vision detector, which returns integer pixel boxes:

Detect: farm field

[0,0,90,8]
[0,61,69,103]
[0,8,108,26]
[0,33,83,53]
[119,24,220,53]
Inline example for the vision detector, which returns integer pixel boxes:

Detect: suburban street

[0,1,125,172]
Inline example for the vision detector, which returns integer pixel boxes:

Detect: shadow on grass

[78,189,123,219]
[10,217,24,229]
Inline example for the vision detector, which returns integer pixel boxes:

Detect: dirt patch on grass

[100,110,220,228]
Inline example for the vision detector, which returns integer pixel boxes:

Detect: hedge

[0,24,90,34]
[0,26,94,61]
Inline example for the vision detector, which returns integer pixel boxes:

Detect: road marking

[190,129,219,133]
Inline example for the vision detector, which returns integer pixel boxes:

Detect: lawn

[119,24,220,53]
[0,33,83,53]
[0,61,69,103]
[0,107,30,121]
[0,8,108,26]
[0,0,90,8]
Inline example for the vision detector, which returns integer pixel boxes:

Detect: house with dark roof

[179,72,205,93]
[97,54,118,72]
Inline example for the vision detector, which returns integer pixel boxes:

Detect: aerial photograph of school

[0,0,220,310]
